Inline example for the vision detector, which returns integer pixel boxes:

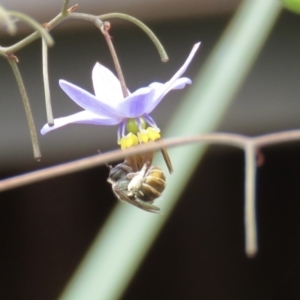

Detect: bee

[107,161,166,213]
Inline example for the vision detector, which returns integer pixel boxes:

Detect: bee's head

[108,163,132,183]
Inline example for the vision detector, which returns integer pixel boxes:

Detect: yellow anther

[119,132,139,150]
[118,126,161,149]
[147,127,161,141]
[137,127,161,144]
[137,130,150,143]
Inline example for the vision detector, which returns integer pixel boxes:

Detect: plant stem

[0,5,17,35]
[0,130,299,193]
[244,142,257,257]
[0,13,102,54]
[42,39,54,125]
[99,13,168,62]
[9,11,54,46]
[8,58,41,160]
[61,0,70,16]
[100,22,129,98]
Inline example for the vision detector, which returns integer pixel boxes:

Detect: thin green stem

[1,129,300,193]
[61,0,70,16]
[0,11,164,66]
[0,133,243,192]
[100,22,129,98]
[244,142,257,257]
[9,11,54,47]
[99,13,168,62]
[0,13,62,55]
[8,58,41,160]
[0,5,17,35]
[42,39,54,125]
[254,130,300,147]
[0,13,102,54]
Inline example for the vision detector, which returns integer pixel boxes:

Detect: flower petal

[148,78,191,91]
[144,42,200,113]
[92,63,125,106]
[40,110,120,135]
[59,80,123,119]
[113,77,192,118]
[143,77,192,114]
[115,86,157,118]
[164,42,200,89]
[165,77,192,90]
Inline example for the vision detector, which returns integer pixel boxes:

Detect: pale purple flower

[40,42,200,141]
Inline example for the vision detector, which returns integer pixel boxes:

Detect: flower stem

[9,11,54,47]
[8,58,41,160]
[99,13,168,62]
[61,0,70,16]
[42,38,54,125]
[1,130,300,193]
[0,4,17,35]
[0,13,102,55]
[244,142,257,257]
[100,21,129,98]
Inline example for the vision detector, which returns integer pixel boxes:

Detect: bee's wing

[135,199,162,214]
[113,187,161,214]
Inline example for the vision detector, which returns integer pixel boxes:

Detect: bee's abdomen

[137,167,166,202]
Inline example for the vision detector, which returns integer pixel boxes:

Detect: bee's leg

[127,163,148,193]
[161,148,173,174]
[125,172,138,180]
[125,162,149,180]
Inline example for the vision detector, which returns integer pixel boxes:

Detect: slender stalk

[1,11,169,64]
[61,0,70,16]
[244,142,258,257]
[0,4,17,35]
[0,133,244,192]
[0,11,166,68]
[42,39,54,125]
[99,13,168,62]
[1,129,300,193]
[0,13,102,55]
[7,59,41,160]
[100,22,129,98]
[254,130,300,147]
[0,13,63,54]
[9,11,54,47]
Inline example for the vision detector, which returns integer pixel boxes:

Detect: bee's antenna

[98,149,112,169]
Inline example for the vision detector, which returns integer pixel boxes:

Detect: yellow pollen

[118,127,161,149]
[137,127,161,144]
[119,132,139,150]
[137,130,150,143]
[147,127,161,141]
